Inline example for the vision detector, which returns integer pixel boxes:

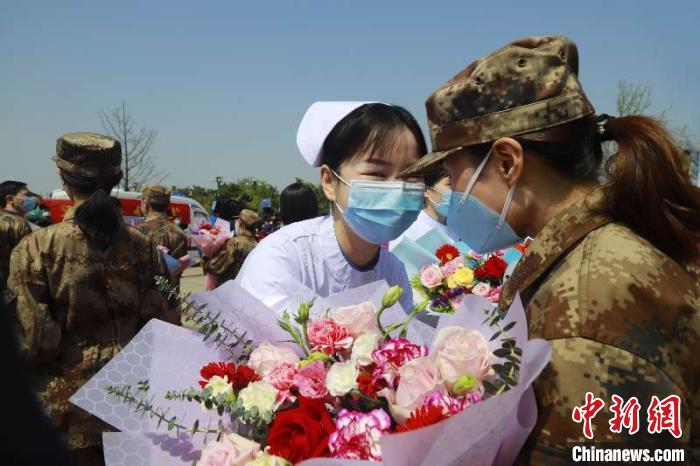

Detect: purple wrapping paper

[72,280,551,466]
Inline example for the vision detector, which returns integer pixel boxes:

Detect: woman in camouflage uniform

[9,132,176,465]
[401,36,700,463]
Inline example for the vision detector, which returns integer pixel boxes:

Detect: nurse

[388,169,457,250]
[236,102,426,310]
[235,102,426,313]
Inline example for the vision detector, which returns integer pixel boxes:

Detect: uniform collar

[63,207,77,221]
[0,209,23,218]
[500,190,611,310]
[418,209,444,229]
[145,211,169,222]
[321,216,381,292]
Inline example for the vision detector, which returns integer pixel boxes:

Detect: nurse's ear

[491,137,524,186]
[319,164,338,202]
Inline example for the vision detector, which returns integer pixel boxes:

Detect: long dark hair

[471,114,700,264]
[321,103,428,170]
[62,172,122,250]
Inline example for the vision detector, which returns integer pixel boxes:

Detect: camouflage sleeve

[169,229,188,259]
[528,337,692,463]
[7,236,61,363]
[201,239,236,276]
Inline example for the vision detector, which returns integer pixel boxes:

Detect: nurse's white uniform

[235,215,413,314]
[388,209,459,251]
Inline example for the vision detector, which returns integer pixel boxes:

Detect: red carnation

[357,372,386,398]
[436,244,460,265]
[199,362,235,388]
[198,362,260,390]
[475,256,508,283]
[230,365,261,390]
[396,404,448,433]
[267,397,336,463]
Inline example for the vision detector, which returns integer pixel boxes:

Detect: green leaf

[502,321,516,332]
[489,330,502,341]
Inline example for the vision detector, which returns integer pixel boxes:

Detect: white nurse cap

[296,101,377,167]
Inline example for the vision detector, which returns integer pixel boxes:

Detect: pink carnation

[440,256,465,277]
[371,338,428,387]
[329,409,392,461]
[486,286,502,304]
[307,319,354,355]
[266,362,298,405]
[293,361,328,399]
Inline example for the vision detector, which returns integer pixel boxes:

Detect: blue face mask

[333,171,424,244]
[446,148,524,253]
[428,188,451,218]
[20,197,37,213]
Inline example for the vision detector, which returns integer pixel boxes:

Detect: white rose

[238,381,279,416]
[351,332,381,367]
[247,451,292,466]
[248,342,300,377]
[431,326,494,389]
[325,361,359,396]
[204,375,235,402]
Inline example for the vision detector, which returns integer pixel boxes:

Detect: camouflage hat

[237,209,259,229]
[400,36,595,177]
[142,185,171,206]
[53,132,122,181]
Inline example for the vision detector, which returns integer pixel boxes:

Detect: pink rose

[419,264,444,289]
[440,256,465,278]
[266,362,298,405]
[307,319,353,355]
[383,356,445,424]
[467,250,484,261]
[248,342,300,377]
[294,361,329,399]
[198,434,260,466]
[471,283,491,297]
[371,338,428,387]
[431,326,494,389]
[329,302,379,337]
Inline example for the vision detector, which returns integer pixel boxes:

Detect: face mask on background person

[332,170,424,244]
[17,195,37,213]
[446,146,525,253]
[428,187,451,218]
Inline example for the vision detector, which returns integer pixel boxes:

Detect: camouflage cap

[142,185,171,206]
[237,209,259,229]
[400,36,595,177]
[53,132,122,181]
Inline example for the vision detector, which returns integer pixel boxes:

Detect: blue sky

[2,0,699,195]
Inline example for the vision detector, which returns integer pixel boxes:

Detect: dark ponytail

[62,172,122,250]
[599,116,700,263]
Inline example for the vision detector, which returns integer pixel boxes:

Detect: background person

[0,180,33,289]
[8,132,176,466]
[279,182,320,225]
[400,36,700,463]
[136,185,188,259]
[201,208,259,288]
[388,169,456,250]
[236,102,426,313]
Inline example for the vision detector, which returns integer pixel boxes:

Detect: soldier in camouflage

[136,184,188,260]
[201,208,259,288]
[400,36,700,463]
[8,132,177,465]
[0,180,33,289]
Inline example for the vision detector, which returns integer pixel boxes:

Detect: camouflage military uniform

[499,193,700,464]
[136,211,188,259]
[0,209,31,288]
[201,230,258,286]
[8,208,178,451]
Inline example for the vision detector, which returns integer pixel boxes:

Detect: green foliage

[174,176,331,215]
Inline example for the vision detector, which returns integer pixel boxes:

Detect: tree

[99,102,165,191]
[616,80,652,117]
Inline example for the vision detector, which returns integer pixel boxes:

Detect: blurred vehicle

[44,189,209,248]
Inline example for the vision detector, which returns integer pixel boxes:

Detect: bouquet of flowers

[191,219,233,258]
[71,280,551,466]
[411,244,509,314]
